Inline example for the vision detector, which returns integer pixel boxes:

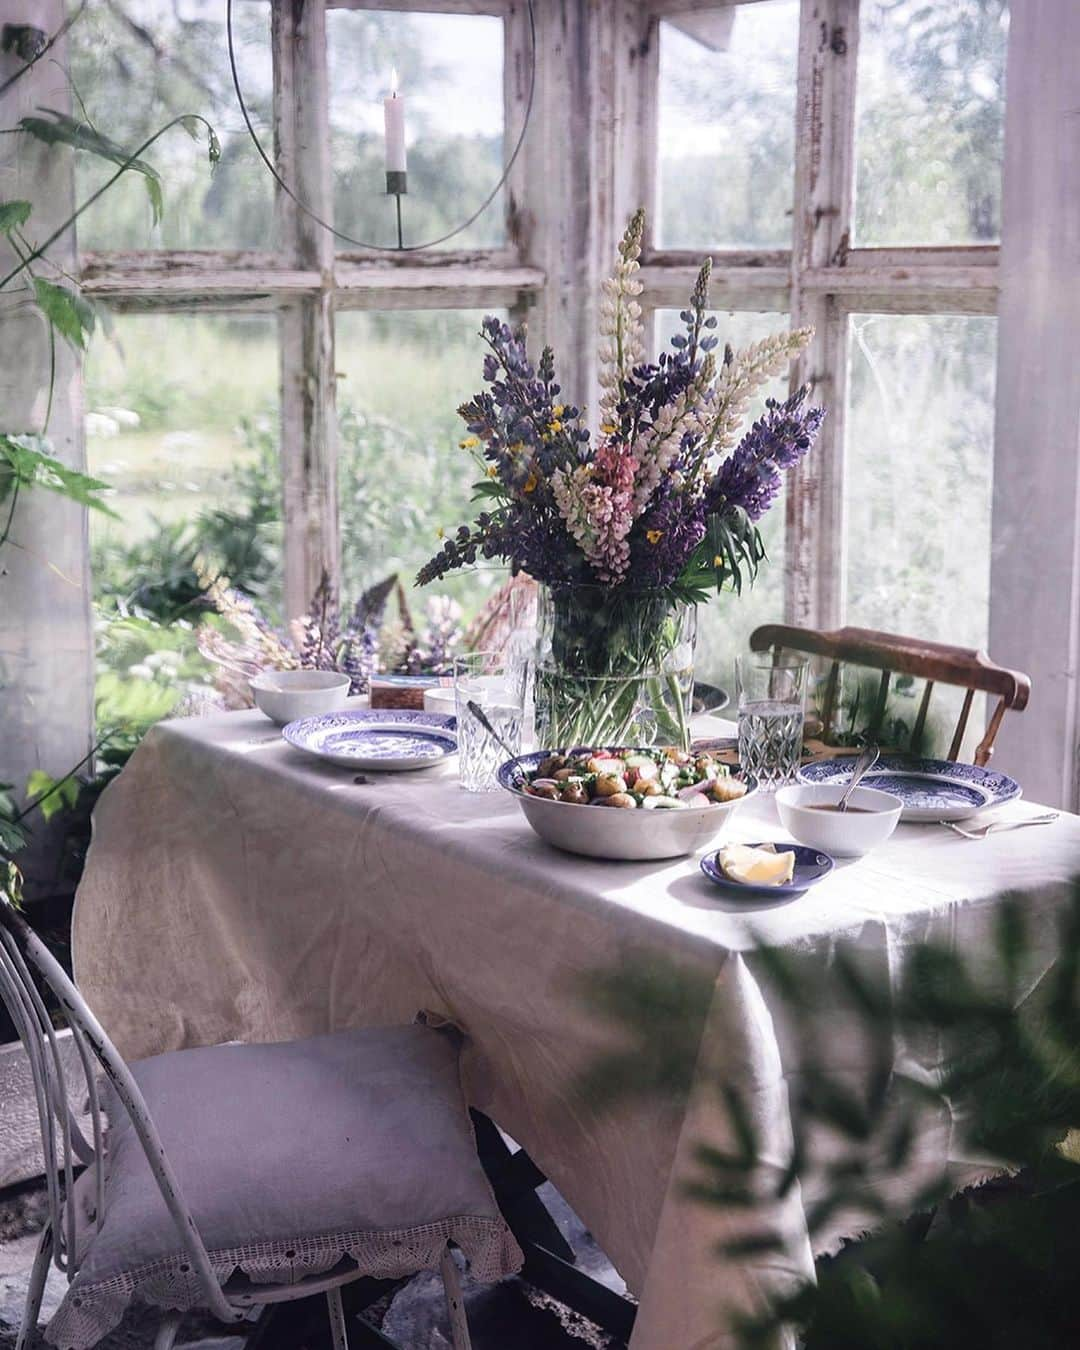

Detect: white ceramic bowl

[422,685,457,717]
[249,670,352,726]
[498,750,756,861]
[774,783,903,858]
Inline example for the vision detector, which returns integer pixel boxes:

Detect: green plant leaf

[469,479,510,502]
[0,859,24,906]
[0,817,28,858]
[0,199,31,235]
[32,276,96,350]
[25,768,80,823]
[0,434,118,517]
[179,115,221,169]
[19,109,164,224]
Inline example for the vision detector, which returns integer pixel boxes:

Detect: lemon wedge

[718,842,796,886]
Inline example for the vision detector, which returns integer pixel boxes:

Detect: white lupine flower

[703,328,814,458]
[597,208,648,426]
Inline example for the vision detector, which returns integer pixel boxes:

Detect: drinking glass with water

[454,652,527,792]
[735,654,808,791]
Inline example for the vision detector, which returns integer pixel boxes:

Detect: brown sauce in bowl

[805,804,878,814]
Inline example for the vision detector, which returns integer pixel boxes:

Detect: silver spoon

[466,699,527,784]
[837,744,880,812]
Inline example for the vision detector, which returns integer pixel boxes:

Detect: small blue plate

[283,709,457,772]
[700,843,835,898]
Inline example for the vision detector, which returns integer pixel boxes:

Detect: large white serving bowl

[775,783,903,858]
[498,750,756,861]
[249,670,352,725]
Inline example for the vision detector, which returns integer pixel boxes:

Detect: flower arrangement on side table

[194,570,464,709]
[418,208,826,750]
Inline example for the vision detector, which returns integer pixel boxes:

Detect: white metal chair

[0,895,521,1350]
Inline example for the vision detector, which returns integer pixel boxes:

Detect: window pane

[844,313,997,650]
[657,3,799,250]
[69,0,274,250]
[327,11,505,251]
[86,313,281,734]
[86,313,282,607]
[854,1,1008,245]
[656,309,792,699]
[335,310,507,621]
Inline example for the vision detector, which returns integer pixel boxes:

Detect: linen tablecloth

[72,708,1080,1348]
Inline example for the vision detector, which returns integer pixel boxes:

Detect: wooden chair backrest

[749,624,1031,766]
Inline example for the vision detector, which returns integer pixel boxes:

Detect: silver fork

[941,812,1059,840]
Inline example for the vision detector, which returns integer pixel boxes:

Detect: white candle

[384,69,407,175]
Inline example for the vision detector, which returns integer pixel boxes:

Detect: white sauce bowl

[775,783,903,858]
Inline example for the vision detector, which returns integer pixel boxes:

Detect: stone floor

[0,1181,628,1350]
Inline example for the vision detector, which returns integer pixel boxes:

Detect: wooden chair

[749,624,1031,766]
[0,896,520,1350]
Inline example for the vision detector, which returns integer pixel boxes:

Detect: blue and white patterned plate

[282,710,457,772]
[797,754,1021,823]
[700,843,834,898]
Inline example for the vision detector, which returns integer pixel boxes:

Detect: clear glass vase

[534,584,697,751]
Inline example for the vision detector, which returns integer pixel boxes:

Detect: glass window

[844,313,997,651]
[657,3,799,250]
[85,312,282,610]
[335,309,507,620]
[656,309,793,699]
[68,0,274,250]
[326,10,505,251]
[85,311,281,737]
[854,0,1008,246]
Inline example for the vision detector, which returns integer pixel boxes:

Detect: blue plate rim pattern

[796,754,1021,807]
[282,709,458,764]
[700,842,835,897]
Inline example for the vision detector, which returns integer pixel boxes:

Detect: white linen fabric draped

[73,709,1080,1348]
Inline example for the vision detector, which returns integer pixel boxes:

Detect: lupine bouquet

[418,208,826,748]
[418,208,825,603]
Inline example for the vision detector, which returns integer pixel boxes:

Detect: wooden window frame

[623,0,999,633]
[76,0,543,618]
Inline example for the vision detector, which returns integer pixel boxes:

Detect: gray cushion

[47,1024,521,1349]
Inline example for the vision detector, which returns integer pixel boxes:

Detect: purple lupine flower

[632,485,708,587]
[707,386,825,522]
[298,570,340,670]
[337,626,377,694]
[710,446,783,522]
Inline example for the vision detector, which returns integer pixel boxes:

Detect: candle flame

[390,67,399,98]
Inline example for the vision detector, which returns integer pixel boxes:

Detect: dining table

[72,702,1080,1349]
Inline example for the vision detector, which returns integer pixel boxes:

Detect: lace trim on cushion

[45,1215,523,1350]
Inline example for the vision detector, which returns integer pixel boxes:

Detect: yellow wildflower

[552,404,566,417]
[600,423,617,436]
[646,530,664,545]
[486,466,499,478]
[459,435,480,449]
[548,419,563,434]
[523,472,539,494]
[713,554,724,568]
